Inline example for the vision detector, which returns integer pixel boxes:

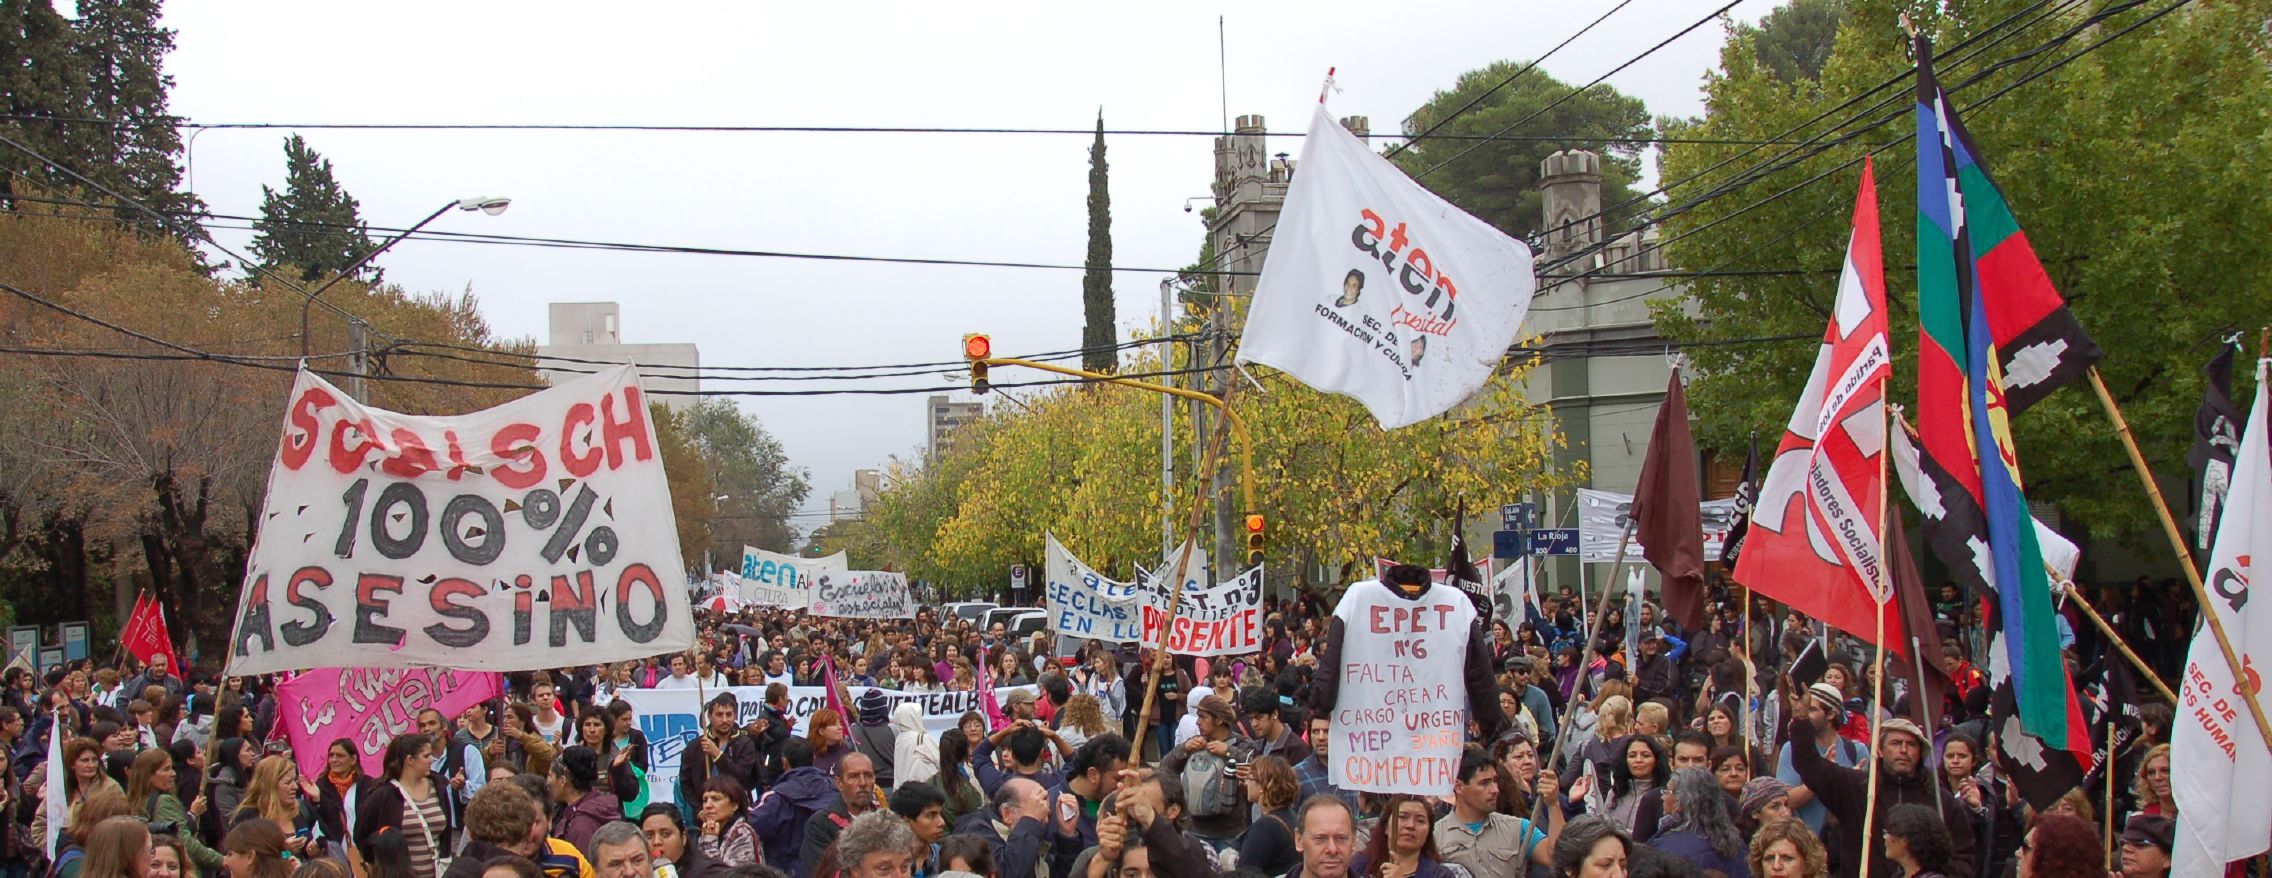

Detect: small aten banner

[740,547,841,609]
[228,366,692,675]
[617,682,1034,805]
[276,667,503,780]
[810,570,914,619]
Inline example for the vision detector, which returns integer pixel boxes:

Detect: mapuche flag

[1733,158,1897,649]
[1912,34,2098,783]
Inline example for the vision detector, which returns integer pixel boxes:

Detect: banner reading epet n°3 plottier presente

[228,366,693,675]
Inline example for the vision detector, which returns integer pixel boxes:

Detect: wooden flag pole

[1858,407,1893,874]
[1911,638,1945,805]
[1128,380,1239,765]
[2104,718,2119,873]
[1742,595,1756,750]
[1548,520,1638,774]
[2085,366,2272,755]
[2060,583,2179,704]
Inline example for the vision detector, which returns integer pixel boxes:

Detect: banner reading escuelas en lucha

[228,366,693,675]
[615,683,1036,804]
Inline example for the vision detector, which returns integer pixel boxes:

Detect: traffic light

[1244,513,1265,565]
[963,333,992,395]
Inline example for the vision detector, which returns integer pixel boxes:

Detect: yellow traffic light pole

[973,355,1256,517]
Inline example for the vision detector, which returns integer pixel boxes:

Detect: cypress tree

[71,0,201,226]
[249,134,382,284]
[1081,110,1115,374]
[0,0,87,208]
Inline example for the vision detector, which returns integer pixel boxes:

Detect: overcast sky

[162,0,1769,535]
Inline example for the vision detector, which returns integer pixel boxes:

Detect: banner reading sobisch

[810,570,914,619]
[276,667,503,780]
[616,682,1035,804]
[228,366,692,675]
[1044,533,1144,642]
[740,547,840,609]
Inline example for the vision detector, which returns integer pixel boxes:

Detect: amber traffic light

[1244,513,1265,565]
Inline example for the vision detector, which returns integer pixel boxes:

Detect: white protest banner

[2172,357,2272,878]
[1576,488,1743,563]
[810,570,914,619]
[1326,579,1476,795]
[740,547,840,609]
[229,366,691,675]
[1044,533,1144,642]
[275,667,502,780]
[1137,564,1263,657]
[1238,104,1537,430]
[616,682,1035,804]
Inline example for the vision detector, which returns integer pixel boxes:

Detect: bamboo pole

[1858,423,1893,874]
[2104,719,2119,873]
[1127,381,1239,764]
[2060,584,2179,704]
[1548,521,1637,774]
[2085,366,2272,756]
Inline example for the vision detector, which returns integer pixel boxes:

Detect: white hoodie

[891,702,940,790]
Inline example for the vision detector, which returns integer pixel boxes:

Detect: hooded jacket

[891,703,940,791]
[1788,717,1976,878]
[550,787,621,853]
[752,766,837,871]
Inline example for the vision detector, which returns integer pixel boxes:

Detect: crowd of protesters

[0,566,2197,878]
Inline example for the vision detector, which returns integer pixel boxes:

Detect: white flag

[1238,105,1536,429]
[43,709,64,857]
[2172,356,2272,878]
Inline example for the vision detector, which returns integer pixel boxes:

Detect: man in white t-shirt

[655,654,700,690]
[529,677,568,745]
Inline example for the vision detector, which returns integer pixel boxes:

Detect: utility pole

[346,318,370,403]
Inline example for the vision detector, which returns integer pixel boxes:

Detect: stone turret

[1539,149,1604,261]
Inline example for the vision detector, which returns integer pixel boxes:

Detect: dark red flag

[1633,370,1706,632]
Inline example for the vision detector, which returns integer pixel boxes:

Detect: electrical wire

[0,113,1803,146]
[1381,0,1641,161]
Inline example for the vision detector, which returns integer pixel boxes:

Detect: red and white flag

[121,593,182,676]
[1732,158,1900,648]
[2172,355,2272,878]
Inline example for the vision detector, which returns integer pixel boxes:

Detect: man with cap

[1632,634,1680,705]
[2117,815,2173,878]
[1788,713,1976,878]
[1775,682,1870,834]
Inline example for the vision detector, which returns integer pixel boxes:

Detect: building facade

[926,395,985,461]
[534,302,702,411]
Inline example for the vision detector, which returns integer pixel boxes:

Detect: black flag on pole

[1720,433,1760,566]
[2190,341,2242,553]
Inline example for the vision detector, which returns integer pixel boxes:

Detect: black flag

[1720,432,1760,566]
[2190,342,2243,552]
[1447,499,1491,620]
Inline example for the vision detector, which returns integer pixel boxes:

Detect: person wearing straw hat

[1787,714,1976,878]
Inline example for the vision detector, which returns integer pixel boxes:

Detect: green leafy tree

[1082,110,1115,373]
[1391,61,1654,238]
[71,0,201,224]
[0,1,86,208]
[682,398,809,559]
[1657,0,2272,543]
[1741,0,1846,83]
[249,134,383,284]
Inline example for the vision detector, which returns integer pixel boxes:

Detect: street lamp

[299,196,512,357]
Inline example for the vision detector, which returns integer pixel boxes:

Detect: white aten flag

[2172,356,2272,878]
[1238,105,1536,429]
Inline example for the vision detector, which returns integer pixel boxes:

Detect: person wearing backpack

[1156,694,1254,851]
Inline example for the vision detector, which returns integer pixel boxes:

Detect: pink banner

[276,668,503,779]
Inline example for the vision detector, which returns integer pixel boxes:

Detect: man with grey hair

[833,811,919,878]
[587,821,650,878]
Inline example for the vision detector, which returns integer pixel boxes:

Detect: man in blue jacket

[753,738,837,873]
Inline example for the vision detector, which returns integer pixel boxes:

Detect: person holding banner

[678,694,764,820]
